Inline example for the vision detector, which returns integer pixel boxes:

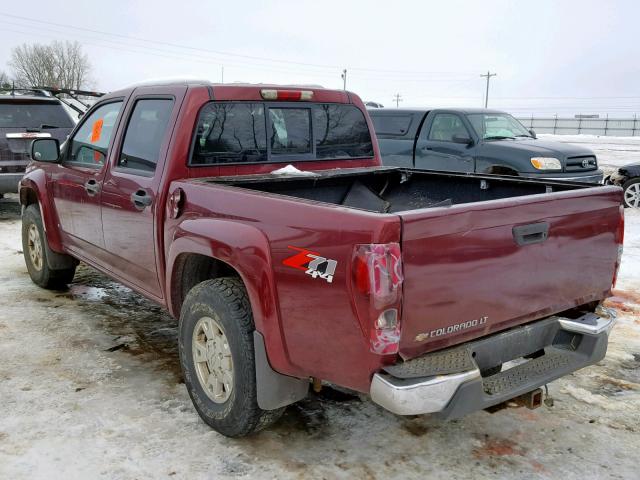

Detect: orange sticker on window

[90,118,104,143]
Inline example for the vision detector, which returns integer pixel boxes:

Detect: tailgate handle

[513,222,549,246]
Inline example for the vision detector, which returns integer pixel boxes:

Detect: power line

[0,24,342,80]
[0,19,482,88]
[0,13,342,70]
[0,13,477,78]
[0,22,331,76]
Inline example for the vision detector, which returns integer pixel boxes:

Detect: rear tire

[622,178,640,208]
[179,278,284,437]
[22,204,76,289]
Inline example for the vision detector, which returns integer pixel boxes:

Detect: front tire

[179,278,284,437]
[622,178,640,208]
[22,204,76,289]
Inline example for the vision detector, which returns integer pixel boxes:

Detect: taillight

[612,204,625,288]
[353,243,404,354]
[260,89,313,101]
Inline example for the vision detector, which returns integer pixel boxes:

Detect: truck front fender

[166,217,295,378]
[19,172,65,253]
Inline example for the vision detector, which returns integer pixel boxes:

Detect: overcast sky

[0,0,638,115]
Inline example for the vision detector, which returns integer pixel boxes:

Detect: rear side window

[0,100,74,129]
[118,99,174,173]
[370,114,412,136]
[68,101,122,166]
[314,105,373,158]
[191,102,373,165]
[192,103,267,164]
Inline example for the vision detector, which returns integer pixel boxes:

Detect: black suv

[0,89,75,195]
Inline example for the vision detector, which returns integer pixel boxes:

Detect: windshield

[0,101,74,129]
[467,113,530,139]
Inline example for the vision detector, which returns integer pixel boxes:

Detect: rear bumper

[0,173,23,194]
[370,310,615,417]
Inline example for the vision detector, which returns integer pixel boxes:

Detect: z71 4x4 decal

[282,246,337,283]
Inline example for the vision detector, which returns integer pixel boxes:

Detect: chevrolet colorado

[369,108,604,183]
[20,81,624,437]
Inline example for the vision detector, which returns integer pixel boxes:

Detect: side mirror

[529,129,537,139]
[31,138,60,162]
[452,134,473,146]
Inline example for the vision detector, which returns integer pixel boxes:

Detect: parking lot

[0,136,637,480]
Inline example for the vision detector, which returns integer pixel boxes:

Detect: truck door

[100,88,183,298]
[51,100,124,260]
[414,112,475,172]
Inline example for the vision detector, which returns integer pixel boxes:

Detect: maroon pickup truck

[20,80,624,437]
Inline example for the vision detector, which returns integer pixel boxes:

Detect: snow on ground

[0,138,639,479]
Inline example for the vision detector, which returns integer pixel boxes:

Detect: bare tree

[0,70,11,88]
[9,40,92,89]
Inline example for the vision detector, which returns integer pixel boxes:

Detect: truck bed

[189,167,621,384]
[203,166,584,213]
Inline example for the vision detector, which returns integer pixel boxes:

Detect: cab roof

[106,80,354,104]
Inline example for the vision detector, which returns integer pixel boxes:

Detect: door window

[427,114,468,142]
[118,99,174,173]
[68,101,122,166]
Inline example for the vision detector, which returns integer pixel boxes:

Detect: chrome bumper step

[370,311,616,417]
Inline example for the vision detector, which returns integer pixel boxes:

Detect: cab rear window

[0,100,74,129]
[191,102,373,165]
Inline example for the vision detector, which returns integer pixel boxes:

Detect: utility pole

[341,69,347,90]
[221,66,224,84]
[480,70,497,108]
[393,93,403,108]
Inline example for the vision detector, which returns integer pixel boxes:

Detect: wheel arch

[18,174,65,252]
[166,218,293,377]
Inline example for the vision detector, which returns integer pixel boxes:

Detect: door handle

[513,222,549,246]
[421,146,433,151]
[84,179,100,196]
[131,189,153,210]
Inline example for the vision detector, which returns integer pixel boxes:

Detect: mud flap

[253,331,309,410]
[44,240,79,270]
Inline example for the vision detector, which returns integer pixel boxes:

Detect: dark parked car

[605,162,640,208]
[0,88,76,195]
[369,108,603,183]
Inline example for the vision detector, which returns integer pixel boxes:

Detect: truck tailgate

[399,186,622,360]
